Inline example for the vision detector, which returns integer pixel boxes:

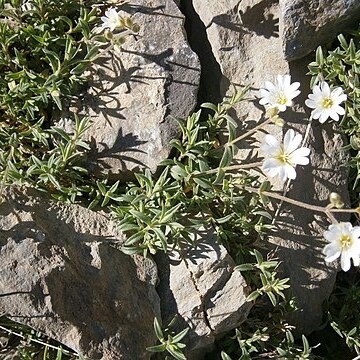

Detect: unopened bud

[125,17,133,28]
[132,23,140,33]
[271,115,285,127]
[267,106,279,118]
[118,18,126,30]
[329,192,344,208]
[104,29,113,40]
[213,137,221,149]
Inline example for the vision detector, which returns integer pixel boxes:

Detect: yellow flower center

[322,97,334,109]
[277,95,287,105]
[340,234,352,249]
[276,147,291,164]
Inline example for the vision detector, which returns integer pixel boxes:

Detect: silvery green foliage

[0,0,101,200]
[308,29,360,189]
[147,317,188,360]
[110,88,271,257]
[0,0,138,202]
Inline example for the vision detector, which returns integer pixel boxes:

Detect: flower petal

[341,251,352,272]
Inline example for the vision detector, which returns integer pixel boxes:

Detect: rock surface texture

[156,230,252,358]
[191,0,349,334]
[281,0,360,60]
[58,0,200,179]
[0,188,160,360]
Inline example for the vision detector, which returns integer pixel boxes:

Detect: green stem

[195,162,263,176]
[229,117,273,146]
[241,185,358,217]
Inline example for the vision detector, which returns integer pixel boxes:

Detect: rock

[0,188,160,359]
[281,0,360,61]
[57,0,200,180]
[191,0,349,334]
[156,229,251,358]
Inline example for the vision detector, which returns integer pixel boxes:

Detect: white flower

[305,82,347,123]
[260,129,310,183]
[100,7,121,32]
[323,222,360,272]
[259,75,301,112]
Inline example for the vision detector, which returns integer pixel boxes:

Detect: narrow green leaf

[246,290,261,302]
[153,227,168,252]
[201,102,217,112]
[153,317,164,340]
[221,351,233,360]
[160,203,182,224]
[234,263,254,272]
[172,328,189,343]
[219,146,233,169]
[146,344,167,352]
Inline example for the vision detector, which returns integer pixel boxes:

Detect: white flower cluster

[259,75,347,122]
[258,75,357,272]
[259,75,347,185]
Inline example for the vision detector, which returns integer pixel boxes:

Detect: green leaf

[170,164,188,180]
[246,290,261,302]
[338,33,348,50]
[125,231,144,245]
[221,351,233,360]
[223,114,238,128]
[160,203,182,223]
[216,213,234,224]
[172,328,189,343]
[153,227,168,252]
[219,146,233,169]
[315,46,324,65]
[252,249,263,264]
[193,177,212,189]
[213,168,225,184]
[201,102,218,112]
[117,222,139,232]
[234,263,254,272]
[166,345,186,360]
[50,127,71,141]
[146,344,167,352]
[129,210,151,225]
[153,317,164,340]
[302,334,310,354]
[267,291,277,306]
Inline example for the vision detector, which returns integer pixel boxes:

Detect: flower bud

[329,192,344,208]
[266,106,279,118]
[271,115,285,127]
[132,23,140,33]
[104,29,113,40]
[125,17,133,28]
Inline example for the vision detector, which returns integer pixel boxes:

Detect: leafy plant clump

[0,0,138,203]
[111,88,271,258]
[307,22,360,359]
[307,24,360,192]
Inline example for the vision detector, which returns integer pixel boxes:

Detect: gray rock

[192,0,349,334]
[281,0,360,61]
[156,229,251,358]
[0,188,160,359]
[57,0,200,180]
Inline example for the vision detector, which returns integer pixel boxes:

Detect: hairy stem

[241,185,358,217]
[229,117,272,145]
[195,161,263,176]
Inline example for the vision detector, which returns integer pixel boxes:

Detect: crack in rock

[178,0,229,106]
